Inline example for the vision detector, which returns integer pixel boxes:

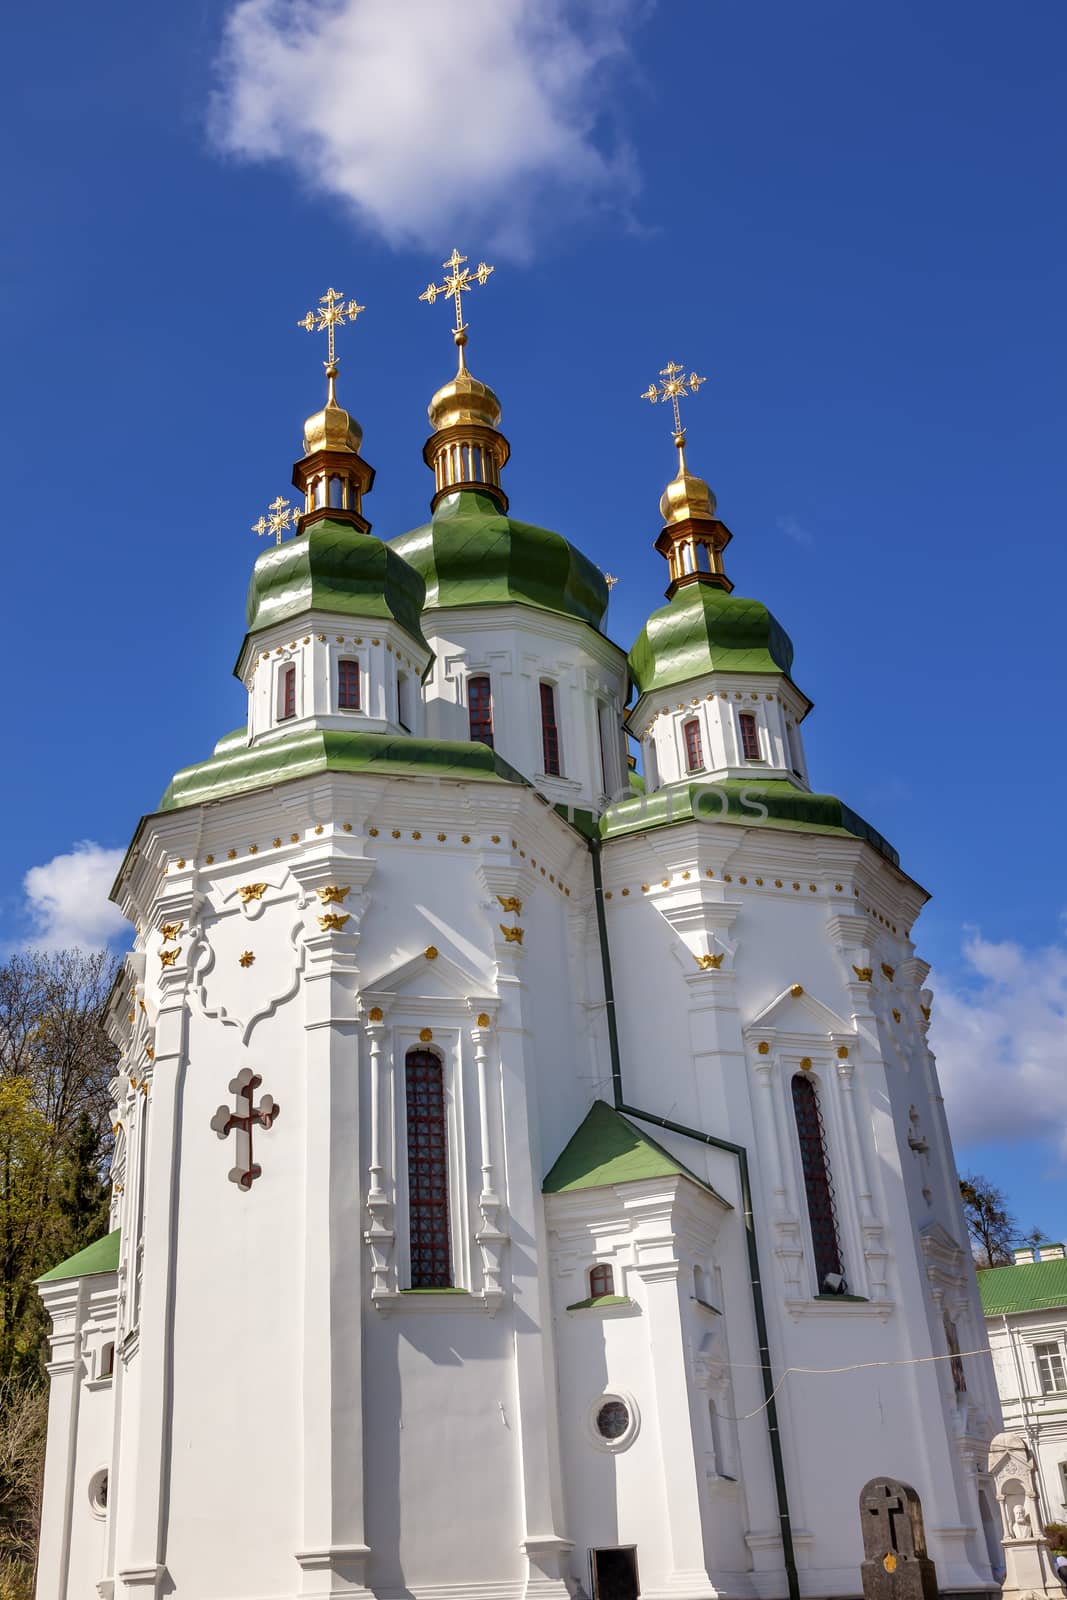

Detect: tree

[0,1378,47,1599]
[959,1171,1042,1268]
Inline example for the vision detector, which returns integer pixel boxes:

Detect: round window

[596,1400,630,1440]
[88,1468,108,1517]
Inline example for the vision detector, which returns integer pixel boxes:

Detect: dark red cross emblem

[210,1067,280,1190]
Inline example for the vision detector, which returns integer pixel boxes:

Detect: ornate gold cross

[252,495,300,546]
[641,360,706,437]
[419,247,495,336]
[297,285,365,366]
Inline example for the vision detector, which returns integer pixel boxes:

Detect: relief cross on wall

[210,1067,280,1190]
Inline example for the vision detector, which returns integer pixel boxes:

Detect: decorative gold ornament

[881,962,896,981]
[239,952,255,968]
[604,572,618,589]
[317,912,351,932]
[499,925,524,944]
[800,1057,813,1072]
[298,285,364,365]
[368,1006,384,1022]
[412,831,422,840]
[252,495,300,547]
[159,947,180,968]
[497,895,523,915]
[419,247,494,337]
[273,838,282,849]
[921,1004,932,1021]
[641,360,706,433]
[757,1041,770,1055]
[176,858,186,869]
[159,920,183,942]
[419,1028,433,1042]
[238,883,268,904]
[694,952,724,970]
[790,984,804,997]
[145,1046,154,1061]
[837,1046,850,1059]
[892,1008,902,1023]
[316,885,351,905]
[476,1013,491,1028]
[425,946,439,960]
[852,966,873,983]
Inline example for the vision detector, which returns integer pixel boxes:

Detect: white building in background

[980,1246,1067,1527]
[34,299,1002,1600]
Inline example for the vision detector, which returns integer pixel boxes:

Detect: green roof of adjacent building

[544,1099,729,1205]
[244,518,429,652]
[599,777,900,866]
[37,1229,120,1284]
[159,726,528,812]
[391,488,610,632]
[629,583,800,699]
[978,1257,1067,1316]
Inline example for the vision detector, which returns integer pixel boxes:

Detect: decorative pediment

[360,946,494,1017]
[744,984,852,1043]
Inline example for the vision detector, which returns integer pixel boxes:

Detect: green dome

[390,489,609,631]
[629,582,796,698]
[245,518,428,651]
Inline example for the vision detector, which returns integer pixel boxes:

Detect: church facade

[35,275,1001,1600]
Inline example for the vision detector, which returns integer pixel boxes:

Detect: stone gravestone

[988,1431,1061,1600]
[859,1479,938,1600]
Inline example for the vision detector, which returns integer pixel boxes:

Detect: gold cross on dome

[252,495,300,547]
[419,247,495,335]
[297,286,365,366]
[641,360,707,437]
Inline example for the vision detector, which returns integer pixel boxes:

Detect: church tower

[35,280,1001,1600]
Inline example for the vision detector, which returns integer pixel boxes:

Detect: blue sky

[2,0,1064,1237]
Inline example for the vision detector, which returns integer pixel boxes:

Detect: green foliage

[1044,1523,1067,1552]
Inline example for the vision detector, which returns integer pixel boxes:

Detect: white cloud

[777,514,814,548]
[210,0,640,255]
[931,929,1067,1150]
[22,842,129,952]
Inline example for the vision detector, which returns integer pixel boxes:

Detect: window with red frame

[338,658,360,710]
[791,1073,843,1290]
[281,665,296,720]
[468,675,493,747]
[738,711,761,760]
[540,682,561,775]
[683,718,704,772]
[405,1049,452,1288]
[589,1263,614,1300]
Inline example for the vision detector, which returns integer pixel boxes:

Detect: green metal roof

[37,1229,120,1284]
[160,727,528,811]
[544,1100,729,1204]
[629,583,802,699]
[391,488,610,632]
[599,777,900,866]
[978,1258,1067,1316]
[243,518,429,652]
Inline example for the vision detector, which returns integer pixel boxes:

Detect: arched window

[396,672,410,732]
[791,1073,843,1290]
[589,1263,614,1300]
[683,718,704,772]
[540,682,561,776]
[328,475,344,508]
[943,1312,967,1393]
[405,1049,451,1288]
[338,658,360,710]
[280,664,296,721]
[738,712,761,761]
[468,675,493,747]
[100,1342,114,1379]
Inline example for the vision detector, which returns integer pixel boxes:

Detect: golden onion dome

[303,363,363,455]
[659,433,717,524]
[427,332,502,432]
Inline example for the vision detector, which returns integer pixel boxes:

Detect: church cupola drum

[32,264,1002,1600]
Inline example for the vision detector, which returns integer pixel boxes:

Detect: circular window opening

[88,1468,108,1517]
[596,1400,630,1440]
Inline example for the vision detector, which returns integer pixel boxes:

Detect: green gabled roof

[599,777,900,866]
[544,1100,729,1205]
[159,727,528,811]
[391,488,610,632]
[37,1229,120,1284]
[243,518,428,653]
[629,583,802,700]
[978,1257,1067,1316]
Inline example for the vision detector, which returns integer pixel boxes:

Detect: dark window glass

[791,1074,843,1289]
[405,1049,451,1288]
[683,718,704,772]
[591,1548,639,1600]
[397,674,409,732]
[281,665,296,720]
[589,1263,614,1299]
[540,682,561,775]
[468,675,494,747]
[338,658,360,710]
[738,712,760,760]
[596,1400,629,1439]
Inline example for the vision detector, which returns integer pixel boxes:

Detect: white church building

[35,276,1002,1600]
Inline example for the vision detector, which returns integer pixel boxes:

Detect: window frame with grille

[280,663,297,721]
[540,681,562,776]
[1035,1340,1067,1395]
[404,1047,453,1289]
[468,674,494,748]
[682,717,705,773]
[791,1072,845,1292]
[337,657,361,711]
[738,710,762,761]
